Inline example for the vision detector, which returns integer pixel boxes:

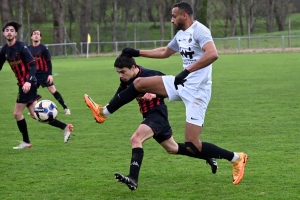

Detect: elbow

[212,52,219,62]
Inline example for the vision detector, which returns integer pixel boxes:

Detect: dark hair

[114,54,136,69]
[31,29,42,37]
[173,2,193,16]
[2,21,22,32]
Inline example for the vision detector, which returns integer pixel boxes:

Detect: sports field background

[0,53,299,199]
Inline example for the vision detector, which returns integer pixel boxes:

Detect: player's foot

[114,173,138,191]
[206,158,218,174]
[13,141,32,149]
[64,108,71,115]
[232,152,248,185]
[84,94,107,123]
[63,124,73,143]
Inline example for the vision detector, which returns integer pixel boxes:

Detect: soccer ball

[34,100,58,123]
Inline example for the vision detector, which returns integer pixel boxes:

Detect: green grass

[1,54,300,199]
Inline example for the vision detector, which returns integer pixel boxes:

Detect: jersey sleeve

[193,25,213,49]
[0,47,6,71]
[168,36,180,52]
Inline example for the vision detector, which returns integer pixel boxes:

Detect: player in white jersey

[84,1,248,186]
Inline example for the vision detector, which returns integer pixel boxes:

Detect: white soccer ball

[34,100,58,123]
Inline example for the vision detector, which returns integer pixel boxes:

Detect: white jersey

[168,21,213,90]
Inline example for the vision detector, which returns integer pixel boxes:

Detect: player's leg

[115,124,153,190]
[47,85,70,114]
[47,119,73,143]
[13,85,41,149]
[183,89,248,185]
[13,103,32,149]
[159,136,218,174]
[84,76,168,123]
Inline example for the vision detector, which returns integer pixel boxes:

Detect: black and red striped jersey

[116,65,165,115]
[0,40,36,86]
[28,43,52,74]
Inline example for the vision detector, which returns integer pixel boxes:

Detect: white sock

[231,152,240,162]
[103,106,111,117]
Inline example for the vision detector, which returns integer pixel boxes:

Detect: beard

[174,22,184,30]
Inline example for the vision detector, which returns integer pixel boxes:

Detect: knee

[13,111,22,120]
[130,133,141,146]
[133,78,143,90]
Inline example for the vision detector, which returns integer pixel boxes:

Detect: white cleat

[64,108,71,115]
[63,124,73,143]
[13,141,32,149]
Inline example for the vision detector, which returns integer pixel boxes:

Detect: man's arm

[122,46,176,59]
[0,49,6,71]
[139,46,176,58]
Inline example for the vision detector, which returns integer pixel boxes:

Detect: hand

[47,75,53,84]
[22,82,31,93]
[174,69,190,90]
[122,47,140,57]
[141,93,156,101]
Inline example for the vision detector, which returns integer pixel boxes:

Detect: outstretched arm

[122,46,176,59]
[139,46,176,59]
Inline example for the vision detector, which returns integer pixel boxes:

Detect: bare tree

[265,0,275,32]
[113,0,117,44]
[238,0,244,35]
[157,0,165,45]
[274,0,292,31]
[52,0,65,55]
[229,0,238,36]
[18,0,24,41]
[0,0,12,25]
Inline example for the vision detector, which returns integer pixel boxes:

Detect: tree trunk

[238,0,244,35]
[230,0,238,36]
[52,0,65,55]
[80,0,90,53]
[266,0,275,32]
[157,1,165,46]
[18,0,24,41]
[199,0,208,27]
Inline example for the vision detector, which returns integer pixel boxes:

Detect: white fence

[1,35,300,57]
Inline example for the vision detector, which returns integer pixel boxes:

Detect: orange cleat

[232,152,248,185]
[84,94,107,123]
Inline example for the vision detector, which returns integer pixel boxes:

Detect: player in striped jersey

[28,30,71,115]
[84,54,217,190]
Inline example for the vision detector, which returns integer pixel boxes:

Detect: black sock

[17,118,30,143]
[129,148,144,181]
[53,91,68,109]
[107,84,139,114]
[49,119,67,130]
[201,142,234,161]
[177,143,209,161]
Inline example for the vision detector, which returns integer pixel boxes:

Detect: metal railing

[1,35,300,57]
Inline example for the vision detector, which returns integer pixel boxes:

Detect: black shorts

[17,83,42,104]
[141,105,172,144]
[36,71,54,88]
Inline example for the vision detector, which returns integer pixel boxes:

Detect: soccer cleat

[13,141,32,149]
[114,173,138,191]
[206,158,218,174]
[84,94,107,123]
[63,124,73,143]
[232,152,248,185]
[64,108,71,115]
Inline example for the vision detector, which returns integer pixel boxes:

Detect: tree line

[0,0,298,47]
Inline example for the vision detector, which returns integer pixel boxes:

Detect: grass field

[0,53,300,200]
